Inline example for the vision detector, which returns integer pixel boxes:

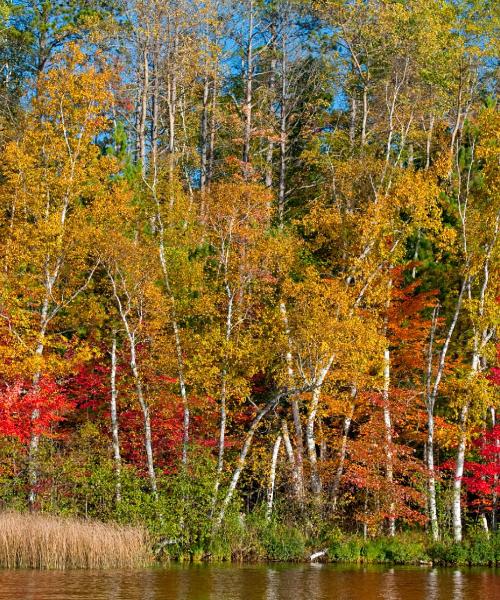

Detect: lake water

[0,564,498,599]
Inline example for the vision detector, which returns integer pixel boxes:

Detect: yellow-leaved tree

[0,44,130,506]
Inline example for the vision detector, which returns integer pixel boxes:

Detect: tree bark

[215,392,283,528]
[426,282,466,540]
[452,402,468,542]
[266,434,282,519]
[307,385,322,495]
[332,402,354,509]
[382,347,395,536]
[279,301,305,499]
[109,273,157,496]
[137,46,149,176]
[242,0,254,179]
[278,29,287,226]
[200,76,210,193]
[110,334,122,503]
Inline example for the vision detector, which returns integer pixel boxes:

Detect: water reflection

[0,564,498,600]
[425,568,439,600]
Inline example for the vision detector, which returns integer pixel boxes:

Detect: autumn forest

[0,0,498,564]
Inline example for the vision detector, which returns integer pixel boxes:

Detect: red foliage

[0,377,75,444]
[462,425,500,513]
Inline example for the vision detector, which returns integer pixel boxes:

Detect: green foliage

[428,531,500,567]
[259,523,306,562]
[328,536,363,562]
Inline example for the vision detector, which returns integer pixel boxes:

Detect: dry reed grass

[0,511,151,569]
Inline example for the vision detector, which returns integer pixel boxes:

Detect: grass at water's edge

[0,511,498,569]
[0,511,151,569]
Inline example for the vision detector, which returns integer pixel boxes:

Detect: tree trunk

[307,386,322,496]
[110,334,122,503]
[281,419,302,499]
[452,403,468,542]
[278,30,287,226]
[382,348,395,536]
[138,46,149,176]
[129,337,157,496]
[242,0,254,179]
[150,46,159,181]
[200,77,210,193]
[279,302,305,499]
[361,84,368,146]
[332,402,355,509]
[215,393,282,528]
[266,434,282,519]
[207,77,217,187]
[427,407,439,541]
[425,283,466,540]
[27,296,50,509]
[109,273,157,496]
[349,95,357,147]
[172,318,189,465]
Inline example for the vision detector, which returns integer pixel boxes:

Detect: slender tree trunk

[151,47,159,182]
[109,274,157,496]
[307,385,322,496]
[242,0,254,179]
[152,194,190,465]
[138,46,149,176]
[425,114,434,170]
[129,337,157,496]
[281,419,302,499]
[278,31,287,225]
[427,408,439,541]
[426,282,466,540]
[266,434,282,519]
[382,348,395,536]
[207,77,217,187]
[166,32,178,196]
[452,402,468,542]
[332,402,354,509]
[451,225,497,542]
[215,393,282,528]
[361,83,368,146]
[172,318,190,465]
[110,334,122,503]
[349,95,357,148]
[214,369,227,501]
[200,77,210,193]
[279,301,305,499]
[27,296,49,509]
[265,31,276,189]
[213,285,234,504]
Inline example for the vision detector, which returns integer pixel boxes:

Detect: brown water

[0,564,498,599]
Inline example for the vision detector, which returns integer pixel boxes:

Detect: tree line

[0,0,498,549]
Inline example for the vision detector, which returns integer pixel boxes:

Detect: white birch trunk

[332,403,354,509]
[266,434,282,519]
[110,334,122,503]
[307,385,322,495]
[279,301,305,499]
[215,393,282,528]
[452,402,468,543]
[382,348,395,536]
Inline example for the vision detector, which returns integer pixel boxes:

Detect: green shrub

[362,537,389,563]
[466,528,494,566]
[383,536,427,564]
[261,523,306,561]
[329,537,362,562]
[428,540,469,566]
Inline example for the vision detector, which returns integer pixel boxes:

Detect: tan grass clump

[0,511,151,569]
